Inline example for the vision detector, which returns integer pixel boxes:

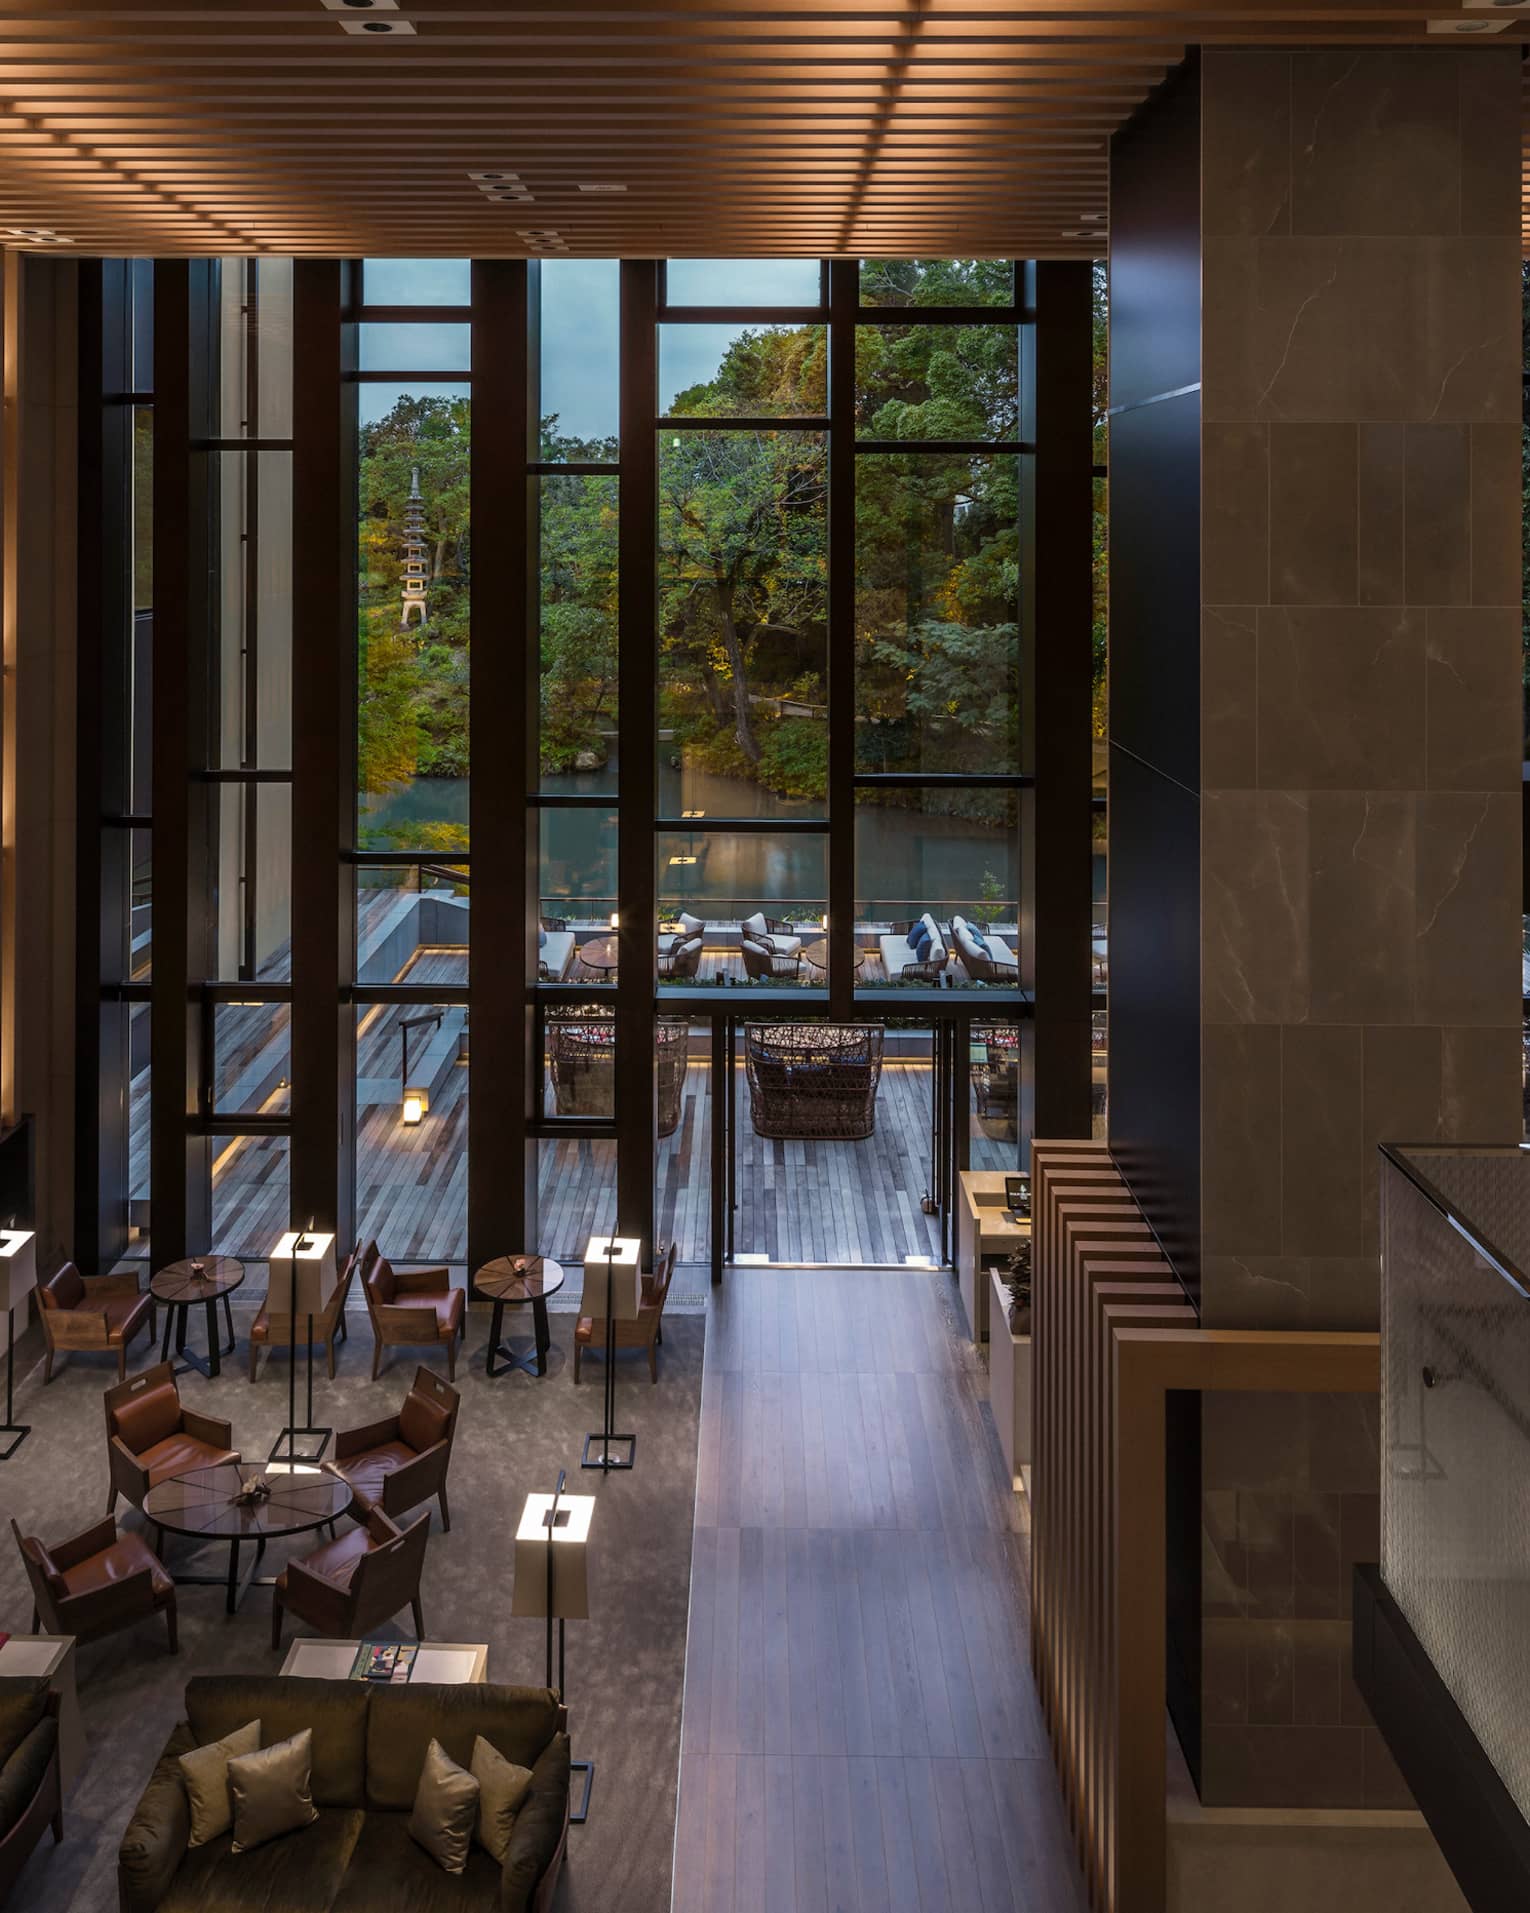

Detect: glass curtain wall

[351,259,471,1263]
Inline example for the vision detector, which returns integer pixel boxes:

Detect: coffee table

[151,1256,244,1379]
[281,1639,488,1684]
[578,935,618,979]
[144,1460,352,1614]
[474,1256,565,1377]
[802,939,864,978]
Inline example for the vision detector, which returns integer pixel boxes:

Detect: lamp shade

[511,1490,593,1620]
[579,1236,641,1320]
[0,1231,37,1313]
[269,1231,338,1316]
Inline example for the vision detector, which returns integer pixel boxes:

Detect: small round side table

[474,1256,565,1378]
[151,1256,244,1380]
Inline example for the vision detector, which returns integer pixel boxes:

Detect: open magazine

[350,1641,419,1684]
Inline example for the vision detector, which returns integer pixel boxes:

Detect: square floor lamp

[267,1228,338,1465]
[513,1472,595,1823]
[0,1230,36,1461]
[580,1235,640,1472]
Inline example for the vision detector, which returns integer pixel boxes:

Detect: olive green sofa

[117,1675,570,1913]
[0,1675,63,1905]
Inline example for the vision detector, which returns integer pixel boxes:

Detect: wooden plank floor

[673,1266,1088,1913]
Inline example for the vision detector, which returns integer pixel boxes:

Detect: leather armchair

[36,1261,155,1383]
[10,1514,177,1655]
[247,1238,367,1383]
[363,1254,465,1381]
[271,1506,430,1651]
[0,1678,62,1905]
[324,1365,460,1532]
[102,1363,237,1516]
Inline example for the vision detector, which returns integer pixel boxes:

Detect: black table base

[161,1291,237,1380]
[165,1533,270,1616]
[486,1294,553,1378]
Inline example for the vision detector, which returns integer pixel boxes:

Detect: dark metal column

[289,261,354,1248]
[826,258,858,1021]
[1024,261,1094,1139]
[149,262,212,1261]
[468,259,535,1273]
[615,261,659,1261]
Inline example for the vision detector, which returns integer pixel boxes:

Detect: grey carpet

[0,1294,704,1912]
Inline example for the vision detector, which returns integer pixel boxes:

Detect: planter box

[988,1267,1031,1492]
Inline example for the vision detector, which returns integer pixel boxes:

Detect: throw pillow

[228,1727,319,1853]
[179,1717,260,1846]
[470,1735,535,1864]
[408,1737,481,1875]
[908,921,930,956]
[741,911,768,938]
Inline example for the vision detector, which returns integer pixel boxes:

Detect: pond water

[361,769,1031,917]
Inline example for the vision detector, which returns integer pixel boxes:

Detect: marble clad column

[1195,47,1523,1807]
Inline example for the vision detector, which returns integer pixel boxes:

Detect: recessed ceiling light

[3,227,71,243]
[319,0,398,10]
[1079,212,1104,223]
[469,171,519,184]
[1427,14,1508,28]
[1060,229,1095,239]
[578,184,628,195]
[338,15,416,32]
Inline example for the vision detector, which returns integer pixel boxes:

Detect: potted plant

[1002,1239,1032,1335]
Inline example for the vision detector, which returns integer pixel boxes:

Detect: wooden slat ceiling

[0,3,1523,259]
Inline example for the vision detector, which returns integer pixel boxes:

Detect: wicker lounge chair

[744,1023,883,1140]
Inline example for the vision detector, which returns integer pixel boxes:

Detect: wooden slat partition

[1029,1140,1380,1913]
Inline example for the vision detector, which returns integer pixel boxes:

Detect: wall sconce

[402,1088,429,1126]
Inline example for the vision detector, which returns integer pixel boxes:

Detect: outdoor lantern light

[402,1088,429,1126]
[609,911,619,929]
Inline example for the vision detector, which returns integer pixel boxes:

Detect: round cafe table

[578,935,619,980]
[144,1460,351,1614]
[151,1256,244,1380]
[474,1256,565,1378]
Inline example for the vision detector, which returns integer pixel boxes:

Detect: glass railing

[1380,1143,1530,1825]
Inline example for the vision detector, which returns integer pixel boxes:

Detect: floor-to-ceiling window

[82,256,1095,1280]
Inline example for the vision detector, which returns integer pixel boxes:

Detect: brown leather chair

[324,1366,459,1533]
[363,1254,465,1382]
[11,1514,178,1655]
[247,1238,367,1383]
[574,1241,677,1384]
[271,1506,430,1651]
[103,1363,237,1516]
[36,1261,156,1383]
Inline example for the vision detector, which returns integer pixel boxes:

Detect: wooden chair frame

[271,1507,430,1651]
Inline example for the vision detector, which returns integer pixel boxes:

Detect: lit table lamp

[579,1235,640,1472]
[267,1228,338,1464]
[513,1471,595,1823]
[0,1230,35,1460]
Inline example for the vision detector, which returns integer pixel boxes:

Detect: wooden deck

[126,925,1021,1270]
[672,1265,1088,1913]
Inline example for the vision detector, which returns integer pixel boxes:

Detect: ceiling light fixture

[338,15,416,32]
[2,227,71,244]
[578,184,628,195]
[319,0,399,10]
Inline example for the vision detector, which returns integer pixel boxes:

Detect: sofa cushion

[186,1677,371,1810]
[157,1806,363,1913]
[330,1810,503,1911]
[502,1732,571,1913]
[365,1685,560,1813]
[229,1727,319,1852]
[179,1717,261,1846]
[408,1738,479,1875]
[908,919,930,956]
[678,911,704,939]
[118,1720,197,1913]
[470,1736,533,1865]
[399,1390,451,1455]
[0,1714,56,1841]
[0,1677,49,1769]
[104,1291,153,1342]
[112,1377,182,1454]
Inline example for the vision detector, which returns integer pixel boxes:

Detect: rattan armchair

[657,933,703,980]
[271,1506,430,1651]
[744,1023,884,1140]
[740,937,802,982]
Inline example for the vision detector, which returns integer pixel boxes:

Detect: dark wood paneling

[615,260,660,1258]
[467,259,535,1272]
[290,260,353,1248]
[1027,260,1096,1139]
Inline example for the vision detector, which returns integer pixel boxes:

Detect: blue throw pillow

[908,921,931,956]
[968,930,989,955]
